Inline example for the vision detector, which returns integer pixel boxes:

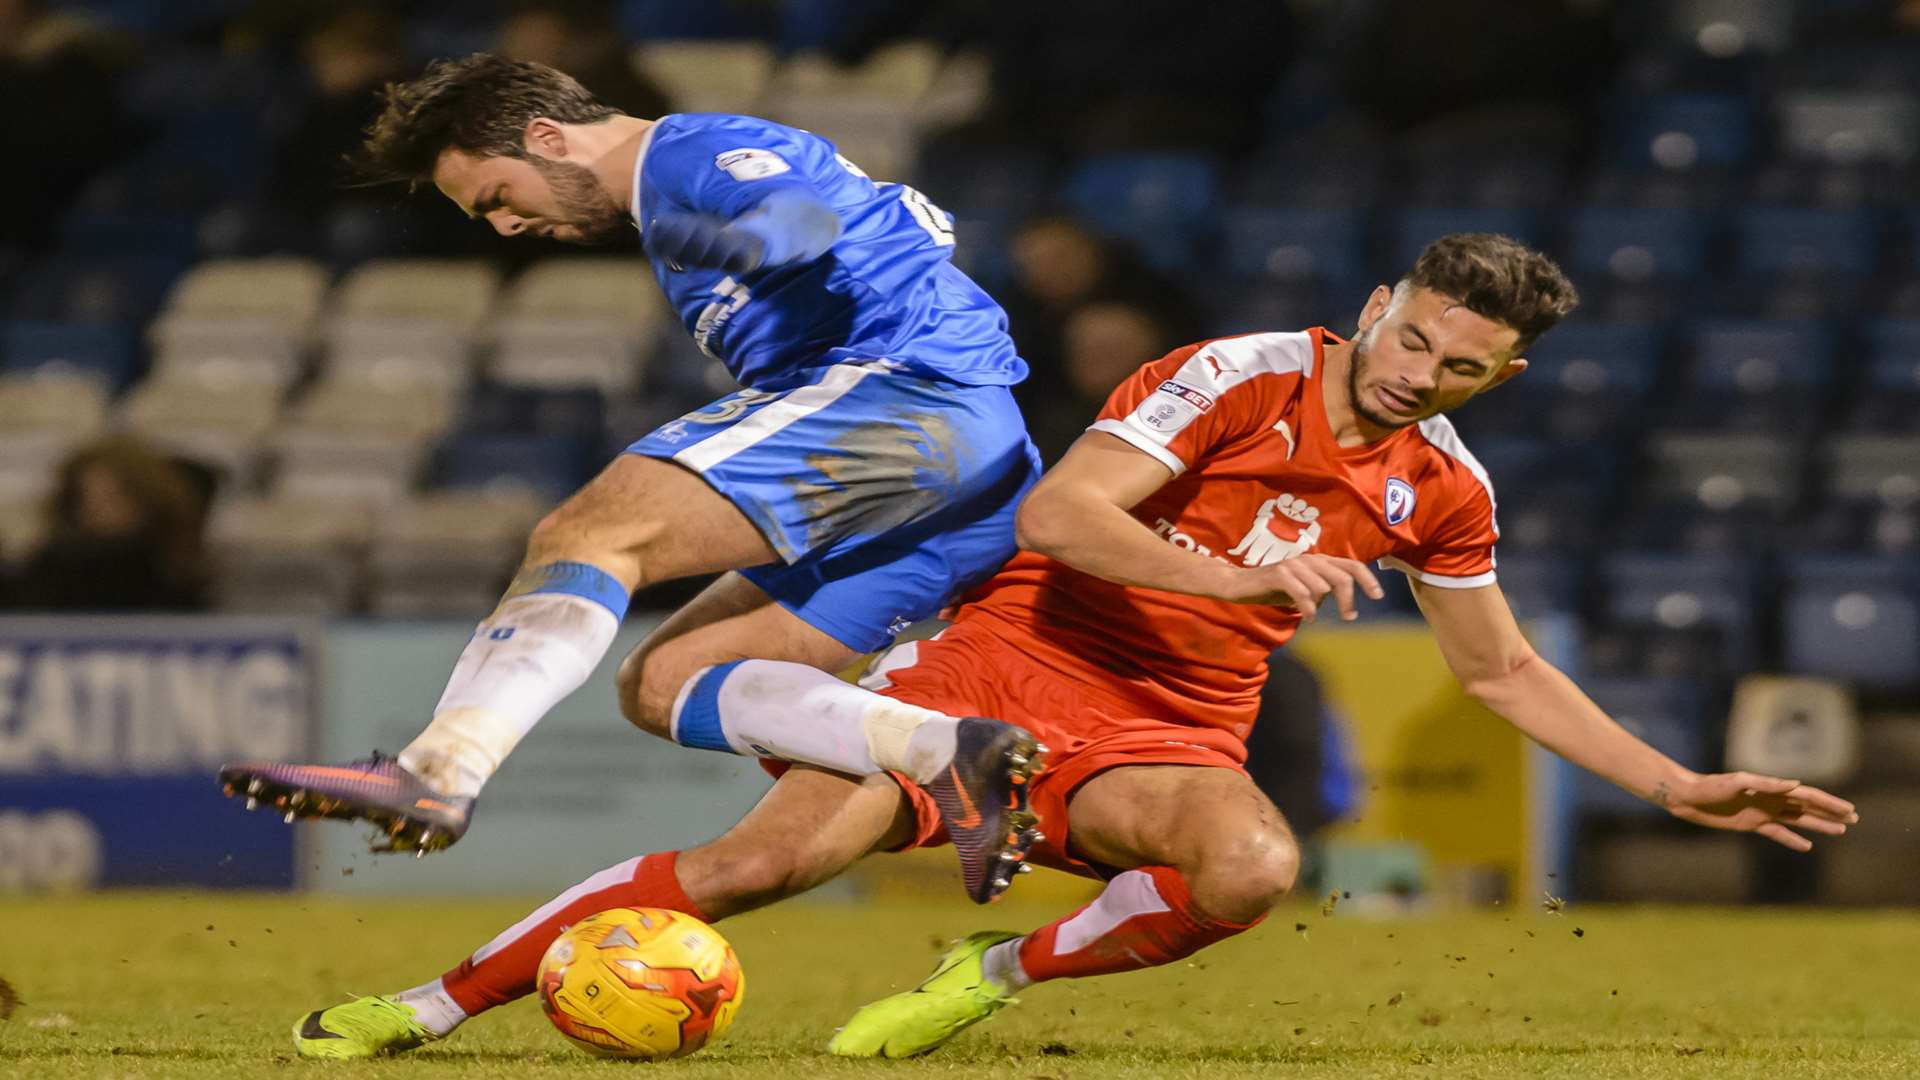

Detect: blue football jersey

[633,113,1027,391]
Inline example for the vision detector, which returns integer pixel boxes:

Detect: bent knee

[615,646,677,739]
[1186,830,1300,924]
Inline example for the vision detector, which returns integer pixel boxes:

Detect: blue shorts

[625,361,1040,651]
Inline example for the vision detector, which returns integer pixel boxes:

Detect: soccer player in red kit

[291,234,1858,1061]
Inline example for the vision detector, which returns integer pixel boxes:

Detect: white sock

[392,977,467,1036]
[980,938,1033,991]
[671,658,959,784]
[399,568,626,798]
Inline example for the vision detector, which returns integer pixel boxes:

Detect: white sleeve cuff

[1088,419,1189,476]
[1378,555,1497,589]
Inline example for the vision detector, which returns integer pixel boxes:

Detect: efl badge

[1384,477,1416,526]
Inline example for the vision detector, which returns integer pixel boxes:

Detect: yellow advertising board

[1290,622,1550,907]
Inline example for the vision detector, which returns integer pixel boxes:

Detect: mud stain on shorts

[783,411,966,553]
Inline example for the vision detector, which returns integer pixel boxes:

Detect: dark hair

[355,53,620,188]
[1404,233,1579,352]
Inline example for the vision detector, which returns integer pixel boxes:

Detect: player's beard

[528,155,628,245]
[1347,324,1423,431]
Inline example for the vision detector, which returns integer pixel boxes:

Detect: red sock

[441,851,704,1015]
[1014,866,1260,983]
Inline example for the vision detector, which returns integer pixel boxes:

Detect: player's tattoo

[1646,781,1672,808]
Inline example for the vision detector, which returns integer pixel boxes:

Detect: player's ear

[1487,356,1528,389]
[1356,285,1394,332]
[525,117,568,158]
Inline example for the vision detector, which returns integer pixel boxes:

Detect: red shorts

[863,621,1248,878]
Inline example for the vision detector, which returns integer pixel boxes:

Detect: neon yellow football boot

[292,995,436,1059]
[829,931,1022,1058]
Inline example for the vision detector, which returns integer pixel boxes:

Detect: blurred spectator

[1001,217,1202,462]
[1245,650,1360,841]
[6,437,213,612]
[262,7,412,248]
[0,0,129,250]
[498,1,672,119]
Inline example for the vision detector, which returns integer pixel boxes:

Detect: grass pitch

[1,892,1916,1079]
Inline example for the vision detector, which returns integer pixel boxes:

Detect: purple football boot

[218,752,472,855]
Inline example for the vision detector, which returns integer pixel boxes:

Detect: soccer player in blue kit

[221,56,1045,903]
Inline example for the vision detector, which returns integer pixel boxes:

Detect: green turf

[1,892,1916,1078]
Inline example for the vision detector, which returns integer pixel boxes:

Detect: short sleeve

[1379,482,1499,588]
[644,120,825,221]
[1086,340,1280,475]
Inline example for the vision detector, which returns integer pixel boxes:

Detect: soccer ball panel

[535,906,745,1059]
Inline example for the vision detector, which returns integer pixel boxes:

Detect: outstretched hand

[1658,771,1860,852]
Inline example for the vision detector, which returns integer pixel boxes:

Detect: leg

[294,765,913,1058]
[993,765,1297,987]
[830,765,1297,1059]
[618,573,1049,905]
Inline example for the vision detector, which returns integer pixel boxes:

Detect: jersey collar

[628,117,666,234]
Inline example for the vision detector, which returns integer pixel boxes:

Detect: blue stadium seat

[1781,555,1920,692]
[1614,499,1786,555]
[1490,552,1582,621]
[1574,677,1712,817]
[1610,94,1757,171]
[1601,551,1760,670]
[1062,154,1222,273]
[1221,208,1367,283]
[1563,207,1709,282]
[433,434,595,502]
[1670,320,1835,430]
[1206,280,1327,340]
[1387,209,1542,273]
[1732,207,1881,276]
[3,255,188,327]
[57,210,201,260]
[1846,319,1920,430]
[0,322,140,387]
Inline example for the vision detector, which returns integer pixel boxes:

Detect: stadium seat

[1666,0,1794,56]
[910,146,1049,223]
[0,373,111,506]
[1574,677,1712,817]
[1646,432,1802,510]
[1824,434,1920,505]
[324,259,499,392]
[1601,551,1760,672]
[915,49,992,131]
[1781,555,1920,692]
[1386,208,1542,273]
[5,255,189,328]
[1,322,140,387]
[1669,320,1835,430]
[56,210,201,260]
[1488,551,1582,621]
[1844,319,1920,429]
[365,492,546,619]
[1732,207,1881,276]
[1503,323,1665,439]
[1776,91,1919,165]
[433,433,595,502]
[1220,208,1367,284]
[1610,94,1756,171]
[208,495,372,616]
[1563,207,1710,282]
[633,41,775,116]
[1063,154,1222,274]
[117,378,281,488]
[488,258,665,395]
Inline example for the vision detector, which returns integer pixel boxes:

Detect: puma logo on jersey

[1226,494,1323,567]
[1273,419,1297,459]
[1204,354,1238,379]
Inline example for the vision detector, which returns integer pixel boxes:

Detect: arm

[1411,577,1859,850]
[1015,432,1384,621]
